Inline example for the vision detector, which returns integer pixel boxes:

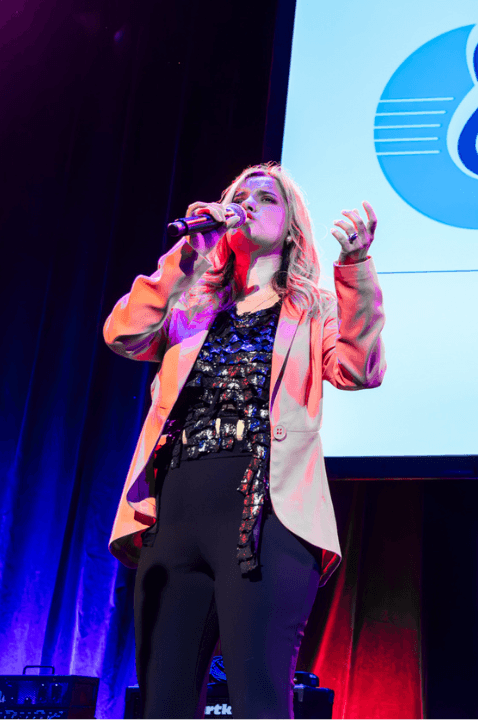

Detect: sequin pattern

[165,301,281,574]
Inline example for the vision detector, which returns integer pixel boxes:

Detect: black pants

[134,454,321,719]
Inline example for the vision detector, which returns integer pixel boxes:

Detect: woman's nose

[243,194,256,212]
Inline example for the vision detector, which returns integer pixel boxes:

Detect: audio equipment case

[0,667,99,719]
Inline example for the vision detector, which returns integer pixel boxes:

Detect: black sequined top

[160,300,281,574]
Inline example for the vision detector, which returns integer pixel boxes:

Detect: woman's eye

[263,196,276,203]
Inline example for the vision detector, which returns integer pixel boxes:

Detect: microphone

[167,203,247,238]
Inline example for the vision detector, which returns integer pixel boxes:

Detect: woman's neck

[233,251,282,300]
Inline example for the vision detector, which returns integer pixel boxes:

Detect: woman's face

[229,175,288,255]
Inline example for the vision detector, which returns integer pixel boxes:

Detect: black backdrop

[1,1,478,719]
[0,1,296,717]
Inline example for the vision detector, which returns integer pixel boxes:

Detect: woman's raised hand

[331,201,377,265]
[185,201,241,257]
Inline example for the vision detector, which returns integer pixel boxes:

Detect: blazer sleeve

[103,238,212,362]
[321,256,386,389]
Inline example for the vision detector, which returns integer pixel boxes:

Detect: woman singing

[104,163,386,719]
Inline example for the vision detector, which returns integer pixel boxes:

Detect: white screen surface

[282,0,478,457]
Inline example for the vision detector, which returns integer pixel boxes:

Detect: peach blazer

[104,238,386,586]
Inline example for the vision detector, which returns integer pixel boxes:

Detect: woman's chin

[228,231,257,253]
[228,229,282,257]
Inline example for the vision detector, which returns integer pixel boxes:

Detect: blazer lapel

[157,306,217,411]
[270,298,303,411]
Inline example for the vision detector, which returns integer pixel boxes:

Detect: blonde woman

[104,163,386,719]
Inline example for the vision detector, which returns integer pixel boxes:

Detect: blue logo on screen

[375,25,478,229]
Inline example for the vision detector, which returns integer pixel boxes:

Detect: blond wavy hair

[184,162,324,317]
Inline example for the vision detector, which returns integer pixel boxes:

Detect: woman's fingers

[331,227,360,252]
[186,201,227,223]
[186,201,207,218]
[363,201,378,234]
[185,201,241,239]
[333,219,355,235]
[331,228,348,244]
[333,203,377,241]
[343,209,366,235]
[226,216,240,230]
[184,201,236,256]
[331,201,377,263]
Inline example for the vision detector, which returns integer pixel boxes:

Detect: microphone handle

[167,214,220,239]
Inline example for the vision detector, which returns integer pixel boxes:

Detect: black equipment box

[205,671,334,719]
[0,667,99,719]
[124,685,141,720]
[124,670,334,719]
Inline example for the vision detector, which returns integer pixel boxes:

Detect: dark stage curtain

[0,1,295,717]
[1,1,477,718]
[299,479,478,719]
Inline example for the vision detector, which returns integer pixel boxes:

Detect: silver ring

[348,232,358,242]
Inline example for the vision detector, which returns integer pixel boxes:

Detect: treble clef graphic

[447,25,478,179]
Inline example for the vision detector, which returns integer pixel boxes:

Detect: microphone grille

[226,203,247,228]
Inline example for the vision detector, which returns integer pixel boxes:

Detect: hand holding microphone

[167,201,247,257]
[168,202,247,238]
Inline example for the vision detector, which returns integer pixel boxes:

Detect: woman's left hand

[331,201,377,265]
